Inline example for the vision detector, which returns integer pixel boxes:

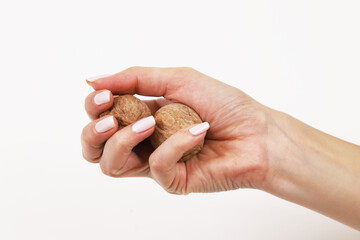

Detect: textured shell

[100,94,151,129]
[150,103,203,161]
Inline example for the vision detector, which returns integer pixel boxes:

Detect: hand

[81,67,271,194]
[81,67,360,229]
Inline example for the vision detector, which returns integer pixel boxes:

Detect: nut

[150,103,204,161]
[100,94,151,129]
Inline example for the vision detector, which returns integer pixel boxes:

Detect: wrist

[262,108,360,230]
[261,109,309,196]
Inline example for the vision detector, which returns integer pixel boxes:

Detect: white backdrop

[0,0,359,239]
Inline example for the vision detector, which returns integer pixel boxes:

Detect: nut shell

[100,94,151,129]
[150,103,203,161]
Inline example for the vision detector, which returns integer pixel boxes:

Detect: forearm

[264,109,360,230]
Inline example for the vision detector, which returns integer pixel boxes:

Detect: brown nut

[99,94,151,129]
[150,103,204,161]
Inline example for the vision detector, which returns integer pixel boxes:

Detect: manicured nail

[132,116,155,133]
[95,116,115,133]
[94,90,110,105]
[86,74,111,83]
[189,122,210,136]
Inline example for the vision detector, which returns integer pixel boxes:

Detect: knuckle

[169,67,198,84]
[81,124,100,148]
[82,150,100,163]
[164,184,189,196]
[165,189,181,195]
[149,155,164,172]
[113,135,131,153]
[99,163,119,177]
[181,66,195,72]
[126,66,141,72]
[169,138,187,153]
[81,123,93,141]
[84,94,90,107]
[179,67,198,76]
[165,183,177,194]
[173,67,189,76]
[84,94,95,115]
[81,125,88,139]
[100,164,110,176]
[164,182,186,195]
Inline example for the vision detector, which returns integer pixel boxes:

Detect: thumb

[149,122,209,195]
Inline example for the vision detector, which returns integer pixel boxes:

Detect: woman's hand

[81,67,271,194]
[81,67,360,229]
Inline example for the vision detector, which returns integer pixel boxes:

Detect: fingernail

[189,122,210,136]
[132,116,155,133]
[95,116,115,133]
[86,74,111,84]
[94,90,110,105]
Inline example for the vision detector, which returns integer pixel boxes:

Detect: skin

[81,67,360,230]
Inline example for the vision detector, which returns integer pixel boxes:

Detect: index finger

[86,67,191,98]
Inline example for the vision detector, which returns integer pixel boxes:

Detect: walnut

[150,103,204,161]
[100,94,151,129]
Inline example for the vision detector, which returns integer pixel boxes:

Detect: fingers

[99,116,155,177]
[85,67,225,125]
[85,90,113,120]
[85,88,171,119]
[149,122,210,194]
[81,115,118,163]
[86,67,196,98]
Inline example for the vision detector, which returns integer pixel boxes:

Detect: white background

[0,0,359,239]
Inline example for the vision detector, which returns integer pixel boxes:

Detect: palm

[180,91,268,193]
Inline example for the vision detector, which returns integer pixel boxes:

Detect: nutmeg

[100,94,151,129]
[150,103,204,161]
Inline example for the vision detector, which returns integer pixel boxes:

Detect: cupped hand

[81,67,270,194]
